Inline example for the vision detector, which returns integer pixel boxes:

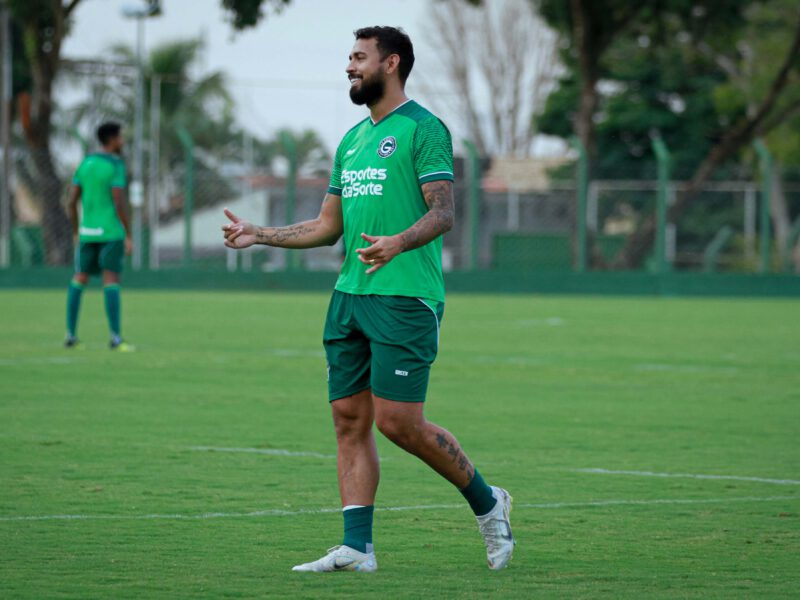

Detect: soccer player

[64,122,133,351]
[222,26,514,572]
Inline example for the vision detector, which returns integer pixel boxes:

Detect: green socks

[66,279,85,338]
[460,469,497,516]
[103,284,121,338]
[342,505,374,553]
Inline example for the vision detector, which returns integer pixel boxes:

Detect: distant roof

[483,156,570,193]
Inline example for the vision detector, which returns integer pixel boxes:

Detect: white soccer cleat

[476,486,515,570]
[291,545,377,573]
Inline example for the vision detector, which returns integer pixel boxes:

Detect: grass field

[1,289,798,599]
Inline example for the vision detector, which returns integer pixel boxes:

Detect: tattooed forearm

[256,223,317,246]
[398,180,455,252]
[254,194,343,249]
[255,219,340,248]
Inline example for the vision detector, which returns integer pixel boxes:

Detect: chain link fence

[4,149,800,275]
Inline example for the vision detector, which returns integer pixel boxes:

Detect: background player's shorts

[323,291,444,403]
[75,240,124,275]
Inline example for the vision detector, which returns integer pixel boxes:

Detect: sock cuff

[103,283,121,290]
[343,505,374,514]
[70,279,85,289]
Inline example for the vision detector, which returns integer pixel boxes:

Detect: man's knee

[103,270,120,285]
[331,394,372,439]
[375,412,423,448]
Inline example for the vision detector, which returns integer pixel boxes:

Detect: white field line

[0,495,795,523]
[576,468,800,486]
[634,363,740,374]
[189,446,336,459]
[0,357,80,366]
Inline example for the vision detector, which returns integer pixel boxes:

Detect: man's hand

[124,236,133,256]
[355,232,404,274]
[222,208,258,249]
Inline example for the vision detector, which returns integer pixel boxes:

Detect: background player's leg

[331,389,379,552]
[65,272,89,345]
[373,396,496,516]
[102,270,123,346]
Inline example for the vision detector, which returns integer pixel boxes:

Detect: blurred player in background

[223,26,514,573]
[64,121,134,351]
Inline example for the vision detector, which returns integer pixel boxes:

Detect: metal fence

[3,150,800,275]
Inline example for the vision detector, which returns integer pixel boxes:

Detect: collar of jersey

[369,98,414,126]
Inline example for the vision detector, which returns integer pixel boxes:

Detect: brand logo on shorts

[394,369,409,377]
[377,136,397,158]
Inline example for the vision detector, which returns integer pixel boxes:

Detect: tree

[423,0,559,157]
[611,7,800,268]
[7,0,293,264]
[534,0,800,268]
[536,0,651,160]
[9,0,84,265]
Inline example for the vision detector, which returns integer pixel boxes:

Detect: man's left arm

[355,179,454,274]
[112,187,133,255]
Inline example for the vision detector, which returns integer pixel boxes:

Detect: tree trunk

[30,146,72,264]
[571,0,598,157]
[17,6,74,265]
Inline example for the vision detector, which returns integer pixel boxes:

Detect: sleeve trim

[418,171,454,184]
[327,186,343,195]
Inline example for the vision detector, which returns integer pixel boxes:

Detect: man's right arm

[223,193,343,250]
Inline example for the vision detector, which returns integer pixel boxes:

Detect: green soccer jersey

[72,153,128,242]
[328,100,454,302]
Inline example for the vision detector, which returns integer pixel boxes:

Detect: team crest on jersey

[377,136,397,158]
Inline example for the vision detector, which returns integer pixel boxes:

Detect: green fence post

[463,139,481,271]
[569,137,588,273]
[753,139,772,273]
[280,131,300,272]
[176,125,194,267]
[703,225,734,273]
[785,217,800,274]
[651,137,671,275]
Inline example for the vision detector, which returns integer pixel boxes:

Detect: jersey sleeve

[327,142,344,196]
[111,159,127,188]
[413,117,454,185]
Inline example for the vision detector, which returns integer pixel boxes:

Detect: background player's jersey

[328,100,453,302]
[72,153,127,242]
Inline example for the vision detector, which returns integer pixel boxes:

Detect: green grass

[1,289,798,599]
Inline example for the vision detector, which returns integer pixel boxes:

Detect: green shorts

[75,240,125,276]
[323,291,444,403]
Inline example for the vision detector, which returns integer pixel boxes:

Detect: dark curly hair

[354,26,415,84]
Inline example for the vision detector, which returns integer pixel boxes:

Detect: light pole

[122,1,159,271]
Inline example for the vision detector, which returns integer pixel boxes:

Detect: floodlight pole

[122,2,160,271]
[130,15,145,270]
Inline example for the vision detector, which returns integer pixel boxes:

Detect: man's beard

[349,71,386,106]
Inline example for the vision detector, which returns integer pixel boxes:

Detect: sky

[61,0,447,154]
